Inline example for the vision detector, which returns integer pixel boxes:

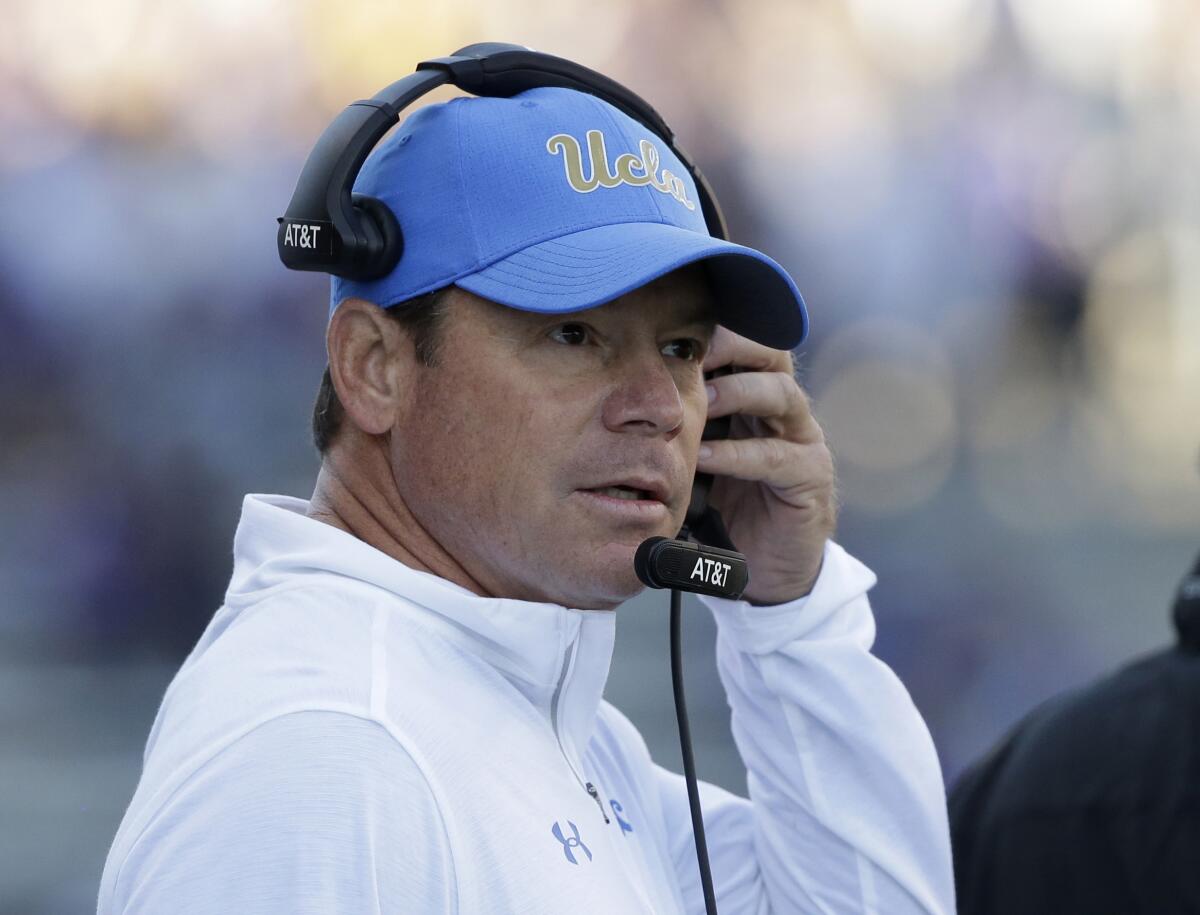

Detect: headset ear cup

[350,193,403,279]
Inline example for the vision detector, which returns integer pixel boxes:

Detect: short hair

[312,287,450,455]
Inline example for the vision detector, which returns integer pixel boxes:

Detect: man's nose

[600,349,686,438]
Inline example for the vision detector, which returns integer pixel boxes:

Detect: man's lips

[577,477,672,505]
[574,488,672,524]
[573,476,678,525]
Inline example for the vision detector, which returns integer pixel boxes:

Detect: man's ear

[326,297,416,437]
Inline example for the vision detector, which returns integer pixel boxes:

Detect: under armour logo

[551,820,592,865]
[610,799,634,835]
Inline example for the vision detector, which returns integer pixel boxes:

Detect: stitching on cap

[454,100,482,266]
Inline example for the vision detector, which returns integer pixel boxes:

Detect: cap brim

[453,222,808,349]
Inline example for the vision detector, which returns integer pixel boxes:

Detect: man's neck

[307,442,490,598]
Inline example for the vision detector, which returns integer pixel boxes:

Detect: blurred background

[2,0,1198,909]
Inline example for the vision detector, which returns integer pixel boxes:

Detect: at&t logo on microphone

[689,556,732,589]
[634,536,748,600]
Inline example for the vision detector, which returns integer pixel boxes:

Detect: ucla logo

[551,820,592,865]
[546,130,696,211]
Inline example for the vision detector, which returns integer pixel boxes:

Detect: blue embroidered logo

[551,820,592,865]
[609,799,634,835]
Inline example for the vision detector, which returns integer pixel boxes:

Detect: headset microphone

[635,531,749,915]
[634,536,748,601]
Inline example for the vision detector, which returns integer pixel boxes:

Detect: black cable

[670,588,719,915]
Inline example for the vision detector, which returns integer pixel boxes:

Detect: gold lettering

[585,130,622,188]
[546,130,697,211]
[643,143,665,192]
[614,152,651,186]
[547,133,599,193]
[667,172,693,208]
[656,167,677,197]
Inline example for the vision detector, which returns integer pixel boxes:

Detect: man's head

[311,85,807,608]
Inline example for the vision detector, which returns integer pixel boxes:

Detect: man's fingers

[703,326,794,374]
[697,436,833,494]
[706,370,825,446]
[706,370,817,438]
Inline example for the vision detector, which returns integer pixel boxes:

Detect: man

[99,85,954,913]
[950,552,1200,914]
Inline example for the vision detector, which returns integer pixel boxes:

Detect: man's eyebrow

[677,311,718,338]
[692,320,718,344]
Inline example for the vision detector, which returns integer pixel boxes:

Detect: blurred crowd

[2,0,1198,910]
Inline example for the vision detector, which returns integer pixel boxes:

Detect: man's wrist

[742,550,827,607]
[699,541,877,655]
[744,574,819,606]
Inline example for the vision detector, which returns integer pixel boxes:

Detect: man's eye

[549,323,590,346]
[661,338,703,361]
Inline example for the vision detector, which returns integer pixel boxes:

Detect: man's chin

[525,518,680,608]
[554,543,649,610]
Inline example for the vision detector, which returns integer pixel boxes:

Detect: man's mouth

[573,477,676,521]
[580,475,671,503]
[589,485,655,502]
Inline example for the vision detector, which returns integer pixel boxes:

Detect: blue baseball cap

[332,86,808,349]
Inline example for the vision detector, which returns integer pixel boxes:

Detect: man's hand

[698,327,837,604]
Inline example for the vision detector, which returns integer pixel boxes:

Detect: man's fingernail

[705,384,717,403]
[698,445,712,459]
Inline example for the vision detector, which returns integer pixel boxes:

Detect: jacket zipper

[551,629,610,825]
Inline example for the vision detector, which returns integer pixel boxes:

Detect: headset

[278,43,749,915]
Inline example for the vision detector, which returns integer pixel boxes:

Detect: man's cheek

[683,419,707,473]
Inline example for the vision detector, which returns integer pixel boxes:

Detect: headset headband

[277,42,727,280]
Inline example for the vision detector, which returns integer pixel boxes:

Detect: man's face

[391,266,716,609]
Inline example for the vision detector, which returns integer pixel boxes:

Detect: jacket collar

[225,493,615,758]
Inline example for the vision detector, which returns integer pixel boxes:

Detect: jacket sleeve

[101,710,455,915]
[659,540,955,914]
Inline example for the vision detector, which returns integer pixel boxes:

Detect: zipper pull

[586,782,611,824]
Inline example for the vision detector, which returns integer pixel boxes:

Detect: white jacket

[98,494,955,914]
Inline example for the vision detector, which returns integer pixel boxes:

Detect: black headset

[276,41,728,280]
[279,49,748,914]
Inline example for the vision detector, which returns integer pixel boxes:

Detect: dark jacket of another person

[950,552,1200,915]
